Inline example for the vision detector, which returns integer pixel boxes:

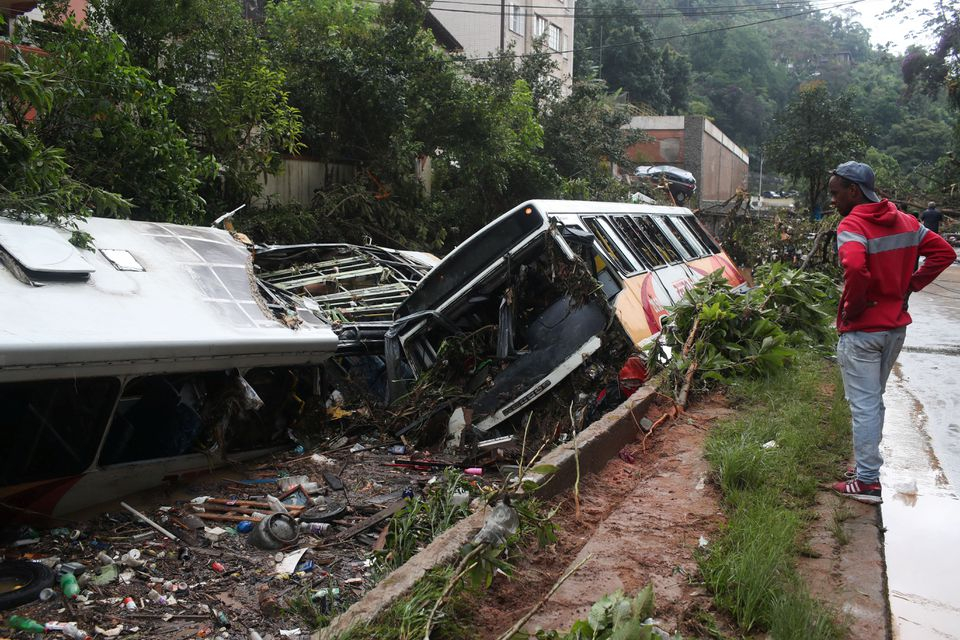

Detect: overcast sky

[839,0,941,53]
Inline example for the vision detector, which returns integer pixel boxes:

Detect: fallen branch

[422,543,487,639]
[494,553,594,640]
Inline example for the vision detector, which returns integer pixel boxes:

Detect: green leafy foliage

[0,54,129,241]
[698,355,851,639]
[648,265,838,401]
[373,469,476,575]
[530,585,676,640]
[27,18,214,223]
[765,81,868,212]
[91,0,304,213]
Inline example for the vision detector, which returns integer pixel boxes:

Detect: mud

[470,396,736,638]
[468,392,891,639]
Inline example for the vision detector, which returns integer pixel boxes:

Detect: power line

[429,0,846,19]
[467,0,867,60]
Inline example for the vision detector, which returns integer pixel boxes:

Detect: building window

[535,15,548,39]
[548,23,561,50]
[562,33,569,58]
[509,4,524,35]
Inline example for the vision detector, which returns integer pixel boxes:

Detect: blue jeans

[836,328,906,484]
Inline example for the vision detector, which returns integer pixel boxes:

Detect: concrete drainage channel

[316,385,658,639]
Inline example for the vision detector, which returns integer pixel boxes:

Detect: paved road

[880,260,960,639]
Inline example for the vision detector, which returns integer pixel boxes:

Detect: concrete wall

[690,117,749,202]
[622,116,748,203]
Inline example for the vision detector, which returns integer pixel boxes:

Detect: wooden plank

[335,500,406,541]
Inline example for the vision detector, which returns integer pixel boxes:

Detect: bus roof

[0,216,338,382]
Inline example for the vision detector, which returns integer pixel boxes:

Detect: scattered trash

[122,596,137,611]
[248,513,300,550]
[60,572,80,599]
[120,549,143,568]
[618,447,637,464]
[761,440,778,449]
[236,520,254,533]
[275,549,309,575]
[203,527,229,542]
[279,628,302,638]
[698,536,709,548]
[310,453,337,468]
[473,501,519,546]
[895,479,918,495]
[95,625,123,637]
[38,587,55,601]
[210,562,226,573]
[8,615,45,632]
[89,564,119,586]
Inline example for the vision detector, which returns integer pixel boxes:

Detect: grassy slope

[699,352,851,639]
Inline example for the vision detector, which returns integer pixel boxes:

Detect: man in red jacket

[829,161,956,503]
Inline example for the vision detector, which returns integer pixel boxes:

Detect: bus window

[1,377,119,486]
[684,215,721,254]
[632,216,682,263]
[661,217,700,259]
[666,216,709,257]
[607,216,662,269]
[582,217,635,275]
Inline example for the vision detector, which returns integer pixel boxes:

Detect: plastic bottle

[45,622,91,640]
[8,615,45,633]
[60,572,80,599]
[298,522,330,534]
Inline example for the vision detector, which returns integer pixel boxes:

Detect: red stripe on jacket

[836,200,955,333]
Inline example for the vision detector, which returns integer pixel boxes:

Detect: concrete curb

[316,385,657,639]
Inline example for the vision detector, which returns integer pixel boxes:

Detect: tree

[26,18,214,223]
[573,0,691,114]
[766,82,868,212]
[542,78,642,197]
[0,54,128,243]
[89,0,304,213]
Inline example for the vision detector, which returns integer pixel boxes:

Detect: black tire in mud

[0,560,55,610]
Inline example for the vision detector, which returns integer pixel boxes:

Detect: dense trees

[765,82,868,212]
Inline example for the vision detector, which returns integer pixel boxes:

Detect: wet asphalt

[876,259,960,639]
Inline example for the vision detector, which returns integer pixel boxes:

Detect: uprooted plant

[524,584,679,640]
[647,264,838,405]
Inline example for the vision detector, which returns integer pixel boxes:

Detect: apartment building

[429,0,575,90]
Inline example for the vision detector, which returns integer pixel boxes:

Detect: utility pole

[758,151,764,210]
[500,0,506,52]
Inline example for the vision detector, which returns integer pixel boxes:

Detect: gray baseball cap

[831,161,880,203]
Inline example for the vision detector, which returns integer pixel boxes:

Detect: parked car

[635,165,697,204]
[762,190,779,198]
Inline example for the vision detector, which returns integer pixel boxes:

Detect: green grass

[698,351,851,640]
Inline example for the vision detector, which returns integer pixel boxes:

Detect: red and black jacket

[836,200,955,333]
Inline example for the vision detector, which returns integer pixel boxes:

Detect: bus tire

[0,560,56,610]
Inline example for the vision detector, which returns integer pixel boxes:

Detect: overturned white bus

[0,216,435,518]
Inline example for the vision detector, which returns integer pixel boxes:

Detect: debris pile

[0,441,491,639]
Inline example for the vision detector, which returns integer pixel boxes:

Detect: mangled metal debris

[381,199,746,449]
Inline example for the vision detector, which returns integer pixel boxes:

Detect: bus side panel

[613,272,670,347]
[687,252,746,287]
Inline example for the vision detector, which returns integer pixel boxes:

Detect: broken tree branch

[422,543,487,639]
[494,553,593,640]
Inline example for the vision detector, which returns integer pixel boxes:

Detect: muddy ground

[465,394,888,639]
